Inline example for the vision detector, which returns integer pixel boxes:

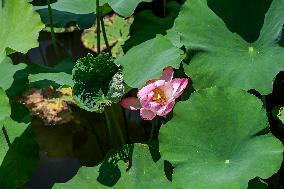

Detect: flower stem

[2,126,11,147]
[147,121,155,144]
[100,17,112,56]
[110,106,126,146]
[47,0,60,60]
[96,0,101,54]
[83,112,105,157]
[163,0,167,17]
[103,110,112,147]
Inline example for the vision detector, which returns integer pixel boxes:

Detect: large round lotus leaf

[159,87,283,189]
[117,35,185,88]
[171,0,284,95]
[0,0,44,62]
[53,144,171,189]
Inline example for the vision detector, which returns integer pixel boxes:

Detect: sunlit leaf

[172,0,284,95]
[0,88,11,121]
[117,35,185,88]
[81,15,133,56]
[0,0,44,62]
[35,0,152,17]
[159,87,283,189]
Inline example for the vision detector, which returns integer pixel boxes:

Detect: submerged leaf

[82,15,133,57]
[159,87,283,189]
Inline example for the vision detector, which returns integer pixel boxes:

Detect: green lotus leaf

[72,53,123,112]
[53,143,171,189]
[0,103,39,189]
[206,0,272,43]
[35,0,102,14]
[117,35,185,88]
[0,57,27,91]
[81,15,133,57]
[123,1,181,52]
[0,88,11,121]
[35,0,151,17]
[172,0,284,95]
[28,59,74,87]
[0,0,44,62]
[29,72,74,87]
[248,178,267,189]
[159,87,283,189]
[37,9,96,29]
[105,0,152,17]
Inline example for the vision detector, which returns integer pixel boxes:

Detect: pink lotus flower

[120,67,189,120]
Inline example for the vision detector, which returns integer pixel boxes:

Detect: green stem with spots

[96,0,101,53]
[100,17,111,56]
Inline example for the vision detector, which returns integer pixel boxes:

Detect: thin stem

[163,0,167,17]
[2,126,11,147]
[83,112,105,157]
[2,126,24,189]
[262,96,267,108]
[47,0,60,60]
[100,17,111,56]
[147,121,155,144]
[104,110,112,146]
[96,0,101,53]
[110,106,126,146]
[122,109,130,143]
[39,44,48,66]
[2,0,5,8]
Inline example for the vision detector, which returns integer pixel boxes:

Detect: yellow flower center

[152,88,166,104]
